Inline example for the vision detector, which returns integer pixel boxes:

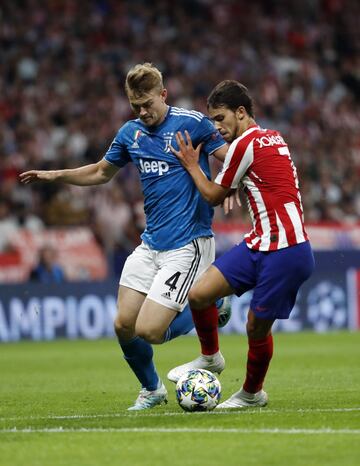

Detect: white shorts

[120,237,215,312]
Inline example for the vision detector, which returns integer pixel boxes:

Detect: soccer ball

[175,369,221,412]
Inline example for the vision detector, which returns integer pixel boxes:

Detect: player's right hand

[170,130,203,172]
[19,170,57,184]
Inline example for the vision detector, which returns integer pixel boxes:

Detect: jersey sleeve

[193,116,226,155]
[103,124,132,168]
[215,135,254,188]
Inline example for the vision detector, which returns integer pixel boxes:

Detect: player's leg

[216,310,273,409]
[162,304,195,342]
[135,297,178,344]
[162,296,232,343]
[115,242,166,410]
[120,238,215,410]
[217,241,315,409]
[126,238,215,410]
[115,285,161,393]
[167,241,254,382]
[114,285,145,341]
[241,241,314,401]
[136,266,232,345]
[160,236,231,341]
[188,265,234,351]
[189,240,255,357]
[143,237,218,344]
[167,264,234,382]
[243,309,274,396]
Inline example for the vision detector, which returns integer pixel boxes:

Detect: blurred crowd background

[0,0,359,277]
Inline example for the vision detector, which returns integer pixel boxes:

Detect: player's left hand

[222,194,234,215]
[222,190,242,215]
[170,131,202,171]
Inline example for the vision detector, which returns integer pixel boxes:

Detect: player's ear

[161,88,167,102]
[236,106,246,120]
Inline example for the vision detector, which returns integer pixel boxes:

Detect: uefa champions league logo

[163,132,174,153]
[307,281,347,331]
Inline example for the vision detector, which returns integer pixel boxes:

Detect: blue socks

[163,304,194,342]
[119,336,159,391]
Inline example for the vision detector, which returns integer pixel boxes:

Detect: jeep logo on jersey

[139,158,169,176]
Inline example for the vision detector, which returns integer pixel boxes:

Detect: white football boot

[127,381,168,411]
[167,351,225,383]
[216,296,232,328]
[216,388,268,409]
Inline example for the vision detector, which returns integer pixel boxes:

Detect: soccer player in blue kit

[20,63,230,410]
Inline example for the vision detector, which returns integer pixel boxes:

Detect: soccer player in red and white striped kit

[168,80,315,408]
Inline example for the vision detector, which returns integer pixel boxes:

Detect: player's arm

[19,159,119,186]
[213,145,241,214]
[189,167,230,206]
[171,131,230,206]
[212,144,228,162]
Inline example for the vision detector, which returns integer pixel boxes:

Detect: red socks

[191,306,273,393]
[243,335,273,393]
[191,304,219,355]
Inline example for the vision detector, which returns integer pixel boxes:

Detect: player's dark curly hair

[207,80,254,118]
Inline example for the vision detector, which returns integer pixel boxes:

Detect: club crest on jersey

[163,132,174,153]
[131,129,143,149]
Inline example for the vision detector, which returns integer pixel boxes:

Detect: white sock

[201,351,220,360]
[239,387,256,399]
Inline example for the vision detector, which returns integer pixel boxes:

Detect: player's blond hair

[125,63,164,100]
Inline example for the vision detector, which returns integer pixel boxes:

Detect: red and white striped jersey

[215,125,309,251]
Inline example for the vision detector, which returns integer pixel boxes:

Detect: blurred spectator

[1,0,359,280]
[0,199,18,252]
[14,201,44,231]
[29,245,66,284]
[0,197,44,251]
[90,183,133,253]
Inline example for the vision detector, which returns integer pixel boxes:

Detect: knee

[114,315,134,340]
[135,325,164,345]
[246,320,257,339]
[246,320,272,340]
[188,287,208,309]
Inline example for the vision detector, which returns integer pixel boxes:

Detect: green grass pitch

[0,332,359,466]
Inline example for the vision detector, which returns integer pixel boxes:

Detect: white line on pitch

[0,407,359,422]
[1,427,359,435]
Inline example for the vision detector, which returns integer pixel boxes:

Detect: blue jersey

[104,106,226,250]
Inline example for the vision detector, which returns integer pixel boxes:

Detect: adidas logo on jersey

[131,141,139,149]
[161,291,171,300]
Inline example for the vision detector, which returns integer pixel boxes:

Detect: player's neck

[238,117,257,137]
[157,104,169,126]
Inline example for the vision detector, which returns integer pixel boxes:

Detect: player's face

[208,105,240,142]
[129,88,168,126]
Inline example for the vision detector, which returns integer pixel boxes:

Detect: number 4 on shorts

[165,272,181,291]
